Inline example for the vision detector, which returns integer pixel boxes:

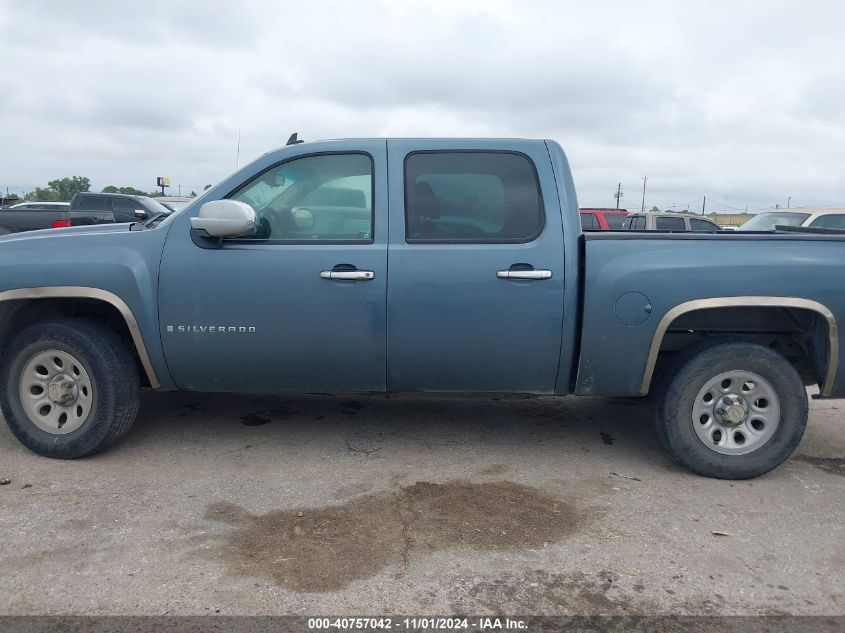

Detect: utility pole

[641,175,647,213]
[787,196,791,208]
[702,196,706,215]
[614,182,623,209]
[236,130,241,169]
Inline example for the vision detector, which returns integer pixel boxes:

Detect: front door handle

[320,270,375,281]
[497,269,552,280]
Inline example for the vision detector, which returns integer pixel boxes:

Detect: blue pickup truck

[0,138,841,479]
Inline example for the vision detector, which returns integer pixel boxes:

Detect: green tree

[203,184,212,191]
[24,187,60,201]
[47,176,91,201]
[189,191,197,197]
[102,185,152,196]
[649,206,660,213]
[118,186,147,196]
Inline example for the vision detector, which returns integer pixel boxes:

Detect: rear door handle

[496,269,552,280]
[320,270,375,281]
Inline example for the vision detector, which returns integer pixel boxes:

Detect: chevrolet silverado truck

[0,138,841,479]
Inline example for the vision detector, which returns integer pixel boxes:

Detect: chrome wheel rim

[19,349,94,434]
[692,370,780,455]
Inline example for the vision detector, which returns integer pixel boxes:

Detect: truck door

[386,140,565,393]
[158,141,388,393]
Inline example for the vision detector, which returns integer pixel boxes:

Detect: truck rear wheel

[653,341,807,479]
[0,319,140,459]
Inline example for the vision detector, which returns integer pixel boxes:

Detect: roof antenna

[286,132,304,146]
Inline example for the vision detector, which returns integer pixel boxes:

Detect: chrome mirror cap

[190,200,257,238]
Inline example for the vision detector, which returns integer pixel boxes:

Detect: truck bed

[577,230,845,397]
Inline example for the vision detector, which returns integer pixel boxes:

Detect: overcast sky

[2,0,844,212]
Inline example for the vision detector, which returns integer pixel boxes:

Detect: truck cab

[159,139,579,395]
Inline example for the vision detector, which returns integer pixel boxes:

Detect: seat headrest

[413,181,440,219]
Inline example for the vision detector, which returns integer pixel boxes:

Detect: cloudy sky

[1,0,844,212]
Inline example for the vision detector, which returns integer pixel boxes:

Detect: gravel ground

[0,389,843,615]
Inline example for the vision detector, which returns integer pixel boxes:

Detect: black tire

[0,318,140,458]
[653,340,807,479]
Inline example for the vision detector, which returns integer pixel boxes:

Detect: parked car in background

[621,212,721,232]
[579,208,628,230]
[69,192,171,223]
[8,202,70,211]
[0,193,170,235]
[740,208,845,231]
[154,196,194,212]
[0,202,83,235]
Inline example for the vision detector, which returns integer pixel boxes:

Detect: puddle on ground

[796,455,845,477]
[203,481,587,593]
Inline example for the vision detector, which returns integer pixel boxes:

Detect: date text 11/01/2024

[307,617,527,630]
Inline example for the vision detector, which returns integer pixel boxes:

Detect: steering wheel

[254,205,288,239]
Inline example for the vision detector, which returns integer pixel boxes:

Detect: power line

[613,182,623,209]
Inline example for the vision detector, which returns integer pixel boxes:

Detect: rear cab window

[404,152,543,243]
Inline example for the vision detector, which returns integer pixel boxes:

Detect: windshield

[740,212,809,231]
[143,197,173,216]
[161,199,191,211]
[604,214,627,229]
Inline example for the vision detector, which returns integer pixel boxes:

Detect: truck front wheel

[654,341,808,479]
[0,319,140,459]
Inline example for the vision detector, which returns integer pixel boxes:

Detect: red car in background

[580,208,629,230]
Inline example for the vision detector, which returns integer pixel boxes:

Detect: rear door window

[655,216,686,231]
[78,195,108,212]
[404,152,543,243]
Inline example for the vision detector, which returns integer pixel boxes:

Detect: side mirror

[190,200,257,238]
[134,209,148,220]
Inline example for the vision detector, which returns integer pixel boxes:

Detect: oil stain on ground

[240,413,272,426]
[796,455,845,477]
[599,432,615,445]
[203,481,587,593]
